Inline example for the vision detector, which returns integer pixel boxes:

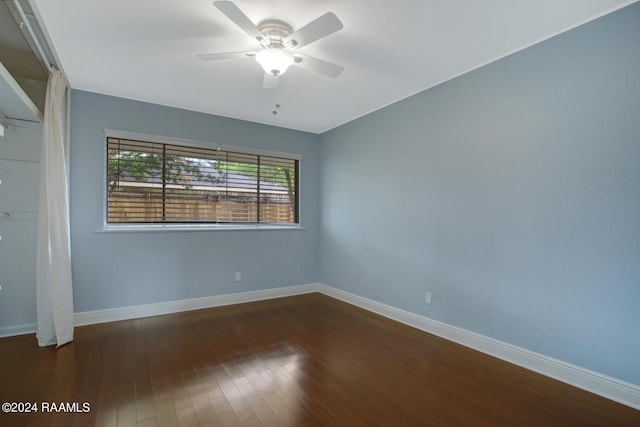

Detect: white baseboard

[0,322,36,338]
[316,284,640,411]
[1,284,319,337]
[74,283,319,326]
[2,282,638,410]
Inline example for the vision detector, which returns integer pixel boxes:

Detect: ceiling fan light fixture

[255,48,294,76]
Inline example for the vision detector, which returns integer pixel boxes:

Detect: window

[106,134,299,225]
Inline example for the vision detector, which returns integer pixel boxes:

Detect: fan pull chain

[272,76,281,115]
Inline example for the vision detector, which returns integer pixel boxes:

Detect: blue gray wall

[69,91,319,312]
[318,4,640,385]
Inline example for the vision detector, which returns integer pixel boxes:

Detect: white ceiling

[31,0,636,134]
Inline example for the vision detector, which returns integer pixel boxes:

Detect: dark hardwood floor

[1,293,638,426]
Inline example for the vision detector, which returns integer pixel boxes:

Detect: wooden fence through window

[107,188,294,223]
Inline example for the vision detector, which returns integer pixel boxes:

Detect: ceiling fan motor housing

[258,20,295,49]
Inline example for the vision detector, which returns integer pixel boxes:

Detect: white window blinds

[106,137,299,224]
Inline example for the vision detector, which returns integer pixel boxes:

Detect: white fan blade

[197,51,256,61]
[263,73,277,89]
[284,12,343,49]
[293,54,344,78]
[214,1,267,45]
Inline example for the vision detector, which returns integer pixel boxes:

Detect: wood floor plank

[0,293,639,426]
[211,395,242,427]
[216,366,257,423]
[138,417,159,427]
[174,405,199,427]
[153,391,180,427]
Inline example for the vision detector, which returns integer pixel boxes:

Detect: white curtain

[37,68,74,347]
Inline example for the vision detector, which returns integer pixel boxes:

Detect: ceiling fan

[198,1,344,89]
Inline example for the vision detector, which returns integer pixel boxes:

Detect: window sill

[95,224,306,233]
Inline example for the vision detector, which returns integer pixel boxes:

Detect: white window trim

[100,129,303,232]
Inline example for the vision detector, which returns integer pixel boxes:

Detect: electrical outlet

[425,292,432,305]
[234,272,241,282]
